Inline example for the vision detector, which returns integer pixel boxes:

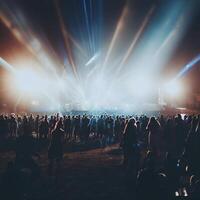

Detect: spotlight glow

[164,80,183,98]
[14,68,43,94]
[0,0,196,112]
[175,54,200,79]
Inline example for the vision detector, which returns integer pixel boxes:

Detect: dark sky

[0,0,200,96]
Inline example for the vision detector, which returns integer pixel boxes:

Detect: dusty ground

[0,141,136,200]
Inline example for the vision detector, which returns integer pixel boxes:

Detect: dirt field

[0,142,136,200]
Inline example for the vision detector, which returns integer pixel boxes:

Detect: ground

[0,142,136,200]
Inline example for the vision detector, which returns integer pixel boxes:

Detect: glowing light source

[31,100,39,106]
[175,54,200,79]
[14,68,42,94]
[0,0,196,112]
[85,53,99,66]
[164,80,183,97]
[0,57,15,72]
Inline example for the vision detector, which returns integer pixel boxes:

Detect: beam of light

[102,5,128,69]
[152,13,190,71]
[154,29,176,58]
[116,6,155,74]
[86,65,97,78]
[85,52,99,66]
[86,0,194,111]
[0,4,83,109]
[86,63,105,80]
[89,0,96,54]
[0,57,15,72]
[101,6,154,102]
[0,0,198,112]
[54,0,79,80]
[68,35,87,58]
[0,1,68,83]
[115,0,193,84]
[164,80,183,98]
[174,54,200,80]
[0,11,34,55]
[53,1,87,58]
[0,10,61,79]
[83,0,93,54]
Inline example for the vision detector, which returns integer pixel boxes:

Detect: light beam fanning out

[0,57,15,72]
[85,53,99,66]
[175,54,200,80]
[54,0,79,79]
[117,6,155,74]
[102,5,128,69]
[0,0,197,112]
[0,9,62,78]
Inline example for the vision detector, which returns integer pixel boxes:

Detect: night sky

[0,0,200,103]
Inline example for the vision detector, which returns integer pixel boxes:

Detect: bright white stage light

[14,68,41,94]
[31,100,39,106]
[12,67,54,101]
[124,74,155,101]
[57,79,66,92]
[85,53,99,66]
[10,66,69,110]
[164,80,183,97]
[134,76,153,98]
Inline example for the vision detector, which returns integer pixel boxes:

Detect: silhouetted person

[22,116,32,136]
[48,119,64,175]
[34,115,40,139]
[0,115,7,140]
[146,117,161,158]
[39,115,49,139]
[105,116,114,145]
[82,115,90,142]
[174,114,185,156]
[4,116,9,138]
[122,118,138,175]
[74,115,80,140]
[137,151,171,199]
[163,152,179,196]
[164,118,175,154]
[9,114,18,137]
[114,116,121,142]
[97,115,105,139]
[15,130,40,177]
[17,116,23,136]
[64,115,71,140]
[90,116,97,136]
[28,114,35,134]
[185,117,198,175]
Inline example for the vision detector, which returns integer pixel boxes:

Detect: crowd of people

[0,112,200,197]
[0,113,124,144]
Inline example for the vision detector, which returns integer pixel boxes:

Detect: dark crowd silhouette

[0,112,200,198]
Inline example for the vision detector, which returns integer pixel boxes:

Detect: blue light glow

[175,54,200,80]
